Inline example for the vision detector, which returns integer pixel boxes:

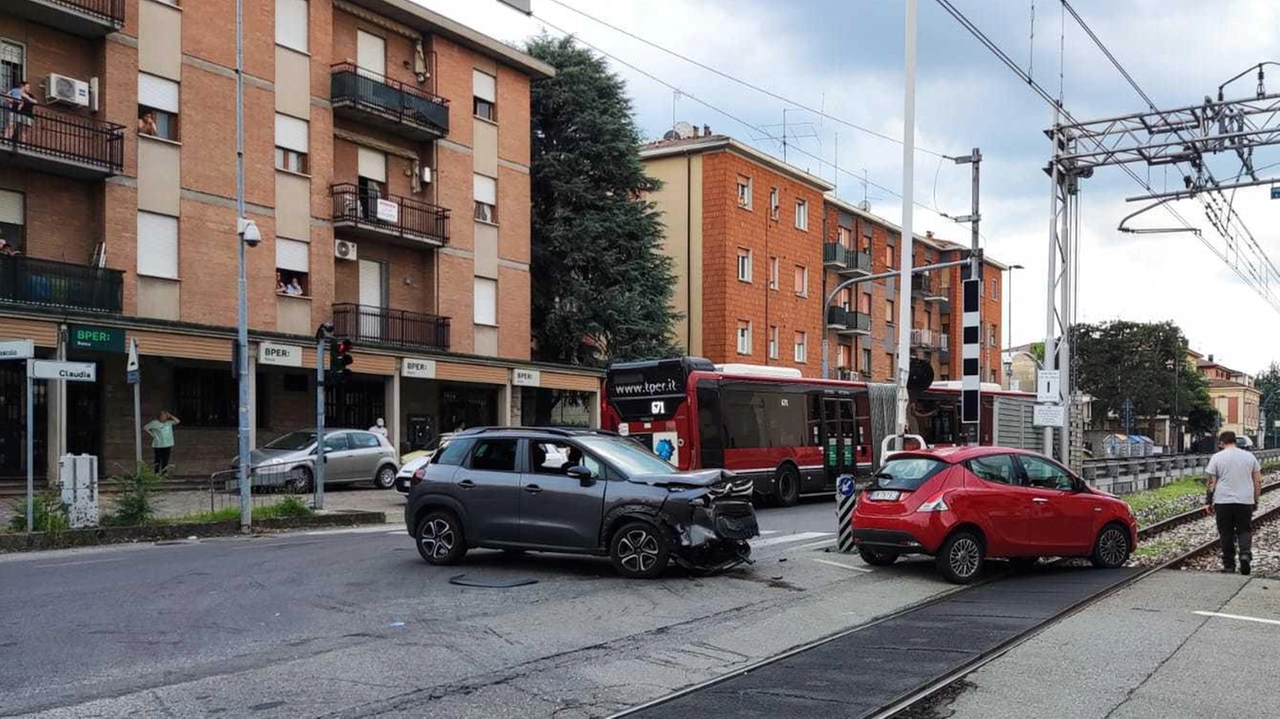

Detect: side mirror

[567,465,594,485]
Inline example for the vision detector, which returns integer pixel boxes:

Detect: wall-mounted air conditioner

[334,239,358,261]
[45,74,90,107]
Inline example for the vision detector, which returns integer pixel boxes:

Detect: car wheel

[374,465,396,490]
[935,531,984,584]
[1090,524,1131,568]
[415,510,467,565]
[609,521,670,579]
[286,466,312,494]
[858,547,899,567]
[774,466,801,508]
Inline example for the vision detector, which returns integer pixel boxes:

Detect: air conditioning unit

[334,239,358,261]
[45,74,90,107]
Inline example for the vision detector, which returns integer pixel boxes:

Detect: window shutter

[138,73,179,113]
[357,147,387,182]
[276,237,309,273]
[275,0,309,53]
[473,174,497,205]
[0,190,23,225]
[474,277,497,325]
[473,70,496,102]
[275,113,309,153]
[137,212,178,279]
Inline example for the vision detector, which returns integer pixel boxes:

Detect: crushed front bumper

[671,500,758,573]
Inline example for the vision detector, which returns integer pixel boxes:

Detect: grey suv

[403,428,758,578]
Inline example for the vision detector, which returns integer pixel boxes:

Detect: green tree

[525,35,681,367]
[1258,362,1280,444]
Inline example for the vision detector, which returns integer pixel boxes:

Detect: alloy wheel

[949,537,981,579]
[1098,528,1128,566]
[419,519,455,560]
[617,529,661,573]
[377,467,395,488]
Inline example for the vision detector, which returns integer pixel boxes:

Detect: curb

[0,510,387,553]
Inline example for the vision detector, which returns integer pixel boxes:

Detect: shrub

[105,462,163,527]
[8,491,69,534]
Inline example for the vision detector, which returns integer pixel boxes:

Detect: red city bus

[601,357,1035,506]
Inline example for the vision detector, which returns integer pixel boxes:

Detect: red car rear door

[959,453,1025,556]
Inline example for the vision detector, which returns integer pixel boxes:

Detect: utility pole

[893,0,918,443]
[235,0,251,532]
[953,148,982,440]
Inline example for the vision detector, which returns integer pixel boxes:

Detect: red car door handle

[457,479,476,489]
[1031,497,1050,504]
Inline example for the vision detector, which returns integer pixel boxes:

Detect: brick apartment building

[640,130,1005,385]
[0,0,601,483]
[1195,352,1262,442]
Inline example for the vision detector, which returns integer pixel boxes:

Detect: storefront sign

[69,324,125,353]
[258,342,302,367]
[376,199,399,223]
[513,368,541,387]
[402,358,436,379]
[30,360,96,382]
[0,339,33,360]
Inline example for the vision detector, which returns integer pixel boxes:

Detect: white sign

[1037,370,1061,403]
[375,199,399,223]
[126,338,139,372]
[1033,404,1065,428]
[513,368,541,387]
[402,358,436,379]
[258,342,302,367]
[650,400,666,415]
[0,339,34,361]
[1274,420,1280,428]
[30,360,96,382]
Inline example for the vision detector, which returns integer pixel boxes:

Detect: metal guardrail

[331,183,450,245]
[1081,448,1280,493]
[0,254,124,313]
[332,303,451,352]
[1,104,125,174]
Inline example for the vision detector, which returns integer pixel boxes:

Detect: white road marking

[293,525,399,537]
[1194,611,1280,627]
[811,558,872,573]
[758,530,779,536]
[790,539,837,552]
[32,557,128,569]
[750,531,832,548]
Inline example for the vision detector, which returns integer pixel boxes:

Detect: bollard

[836,474,856,553]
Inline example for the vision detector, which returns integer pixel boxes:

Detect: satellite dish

[662,129,681,141]
[673,121,695,139]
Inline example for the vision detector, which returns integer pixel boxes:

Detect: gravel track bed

[1179,510,1280,577]
[1129,489,1280,569]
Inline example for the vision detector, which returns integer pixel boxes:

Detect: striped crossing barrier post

[836,474,856,553]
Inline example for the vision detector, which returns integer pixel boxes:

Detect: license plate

[867,490,900,501]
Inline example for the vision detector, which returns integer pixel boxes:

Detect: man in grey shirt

[1205,431,1263,575]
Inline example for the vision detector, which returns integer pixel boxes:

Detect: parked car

[244,429,399,492]
[851,446,1137,584]
[403,427,759,578]
[397,434,568,494]
[1236,436,1255,451]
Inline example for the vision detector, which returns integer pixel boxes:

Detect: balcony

[910,328,938,349]
[825,305,849,330]
[332,303,450,353]
[332,184,450,249]
[9,0,124,37]
[913,273,949,302]
[823,243,872,275]
[330,63,449,141]
[0,255,123,314]
[837,311,871,335]
[0,105,125,179]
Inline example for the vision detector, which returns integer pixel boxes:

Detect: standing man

[369,418,388,439]
[144,410,181,474]
[1205,430,1263,575]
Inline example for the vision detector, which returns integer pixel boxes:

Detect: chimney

[703,124,711,136]
[691,125,700,138]
[926,230,934,239]
[1208,354,1214,362]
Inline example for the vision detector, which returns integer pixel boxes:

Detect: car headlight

[916,495,950,513]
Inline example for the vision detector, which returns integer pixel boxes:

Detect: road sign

[69,324,125,353]
[126,338,139,384]
[1033,404,1065,427]
[838,475,855,497]
[29,360,96,382]
[1036,370,1061,403]
[1272,186,1280,199]
[0,339,33,361]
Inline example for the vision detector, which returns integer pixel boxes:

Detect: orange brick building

[0,0,600,482]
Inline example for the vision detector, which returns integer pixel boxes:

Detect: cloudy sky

[421,0,1279,375]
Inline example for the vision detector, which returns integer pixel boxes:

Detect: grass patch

[1133,538,1180,559]
[164,496,315,525]
[1125,477,1208,527]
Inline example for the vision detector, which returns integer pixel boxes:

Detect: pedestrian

[4,81,38,143]
[1205,430,1263,575]
[144,410,181,474]
[369,417,388,439]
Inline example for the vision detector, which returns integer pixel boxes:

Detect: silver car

[249,429,399,491]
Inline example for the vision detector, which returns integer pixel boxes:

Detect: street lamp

[235,0,254,533]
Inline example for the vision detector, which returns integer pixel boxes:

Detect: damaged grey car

[404,427,758,578]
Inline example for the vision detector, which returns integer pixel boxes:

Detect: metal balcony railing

[910,328,937,348]
[0,104,125,175]
[823,243,871,274]
[0,254,123,313]
[44,0,125,25]
[826,305,850,328]
[840,311,871,334]
[332,303,450,352]
[331,184,450,246]
[912,274,933,295]
[330,63,449,138]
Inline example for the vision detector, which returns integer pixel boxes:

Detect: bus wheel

[774,466,800,507]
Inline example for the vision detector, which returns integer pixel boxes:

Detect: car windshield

[872,457,949,491]
[264,431,315,451]
[577,437,675,477]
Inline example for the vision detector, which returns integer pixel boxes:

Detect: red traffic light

[336,339,354,354]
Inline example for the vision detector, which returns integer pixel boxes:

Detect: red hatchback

[851,447,1137,584]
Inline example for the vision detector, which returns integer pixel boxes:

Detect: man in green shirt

[144,410,180,473]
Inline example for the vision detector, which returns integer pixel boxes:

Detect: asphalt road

[0,498,959,718]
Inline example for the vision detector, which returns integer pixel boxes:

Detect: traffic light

[328,337,354,386]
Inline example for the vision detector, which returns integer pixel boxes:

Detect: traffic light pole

[314,333,326,510]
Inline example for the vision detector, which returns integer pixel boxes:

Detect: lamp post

[234,0,259,533]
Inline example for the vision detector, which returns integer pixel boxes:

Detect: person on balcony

[0,239,19,257]
[4,81,38,143]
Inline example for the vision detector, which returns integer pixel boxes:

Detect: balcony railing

[823,243,871,274]
[910,328,937,348]
[332,303,450,353]
[331,184,450,247]
[838,311,871,334]
[0,254,123,314]
[12,0,124,36]
[0,104,125,177]
[912,274,933,295]
[826,305,850,329]
[330,63,449,140]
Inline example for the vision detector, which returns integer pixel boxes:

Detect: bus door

[821,397,857,490]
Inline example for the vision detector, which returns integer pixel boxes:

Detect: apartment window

[275,0,309,53]
[837,344,851,369]
[138,73,180,141]
[838,288,852,311]
[885,298,895,324]
[768,325,779,359]
[1,41,25,95]
[794,264,808,296]
[736,175,752,209]
[993,279,999,299]
[473,69,496,121]
[474,174,497,223]
[861,348,872,374]
[736,320,752,355]
[137,211,178,279]
[474,277,497,326]
[274,113,309,173]
[925,308,933,330]
[885,243,895,269]
[794,331,807,363]
[737,248,752,283]
[795,199,808,230]
[769,187,779,219]
[838,225,853,248]
[276,238,310,297]
[860,220,873,252]
[0,189,24,252]
[886,352,895,378]
[860,291,872,314]
[173,368,237,427]
[769,256,779,290]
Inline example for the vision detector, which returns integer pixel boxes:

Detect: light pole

[234,0,258,533]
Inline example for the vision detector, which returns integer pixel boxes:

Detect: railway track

[1137,478,1280,540]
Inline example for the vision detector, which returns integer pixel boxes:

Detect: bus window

[723,388,766,449]
[697,381,724,467]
